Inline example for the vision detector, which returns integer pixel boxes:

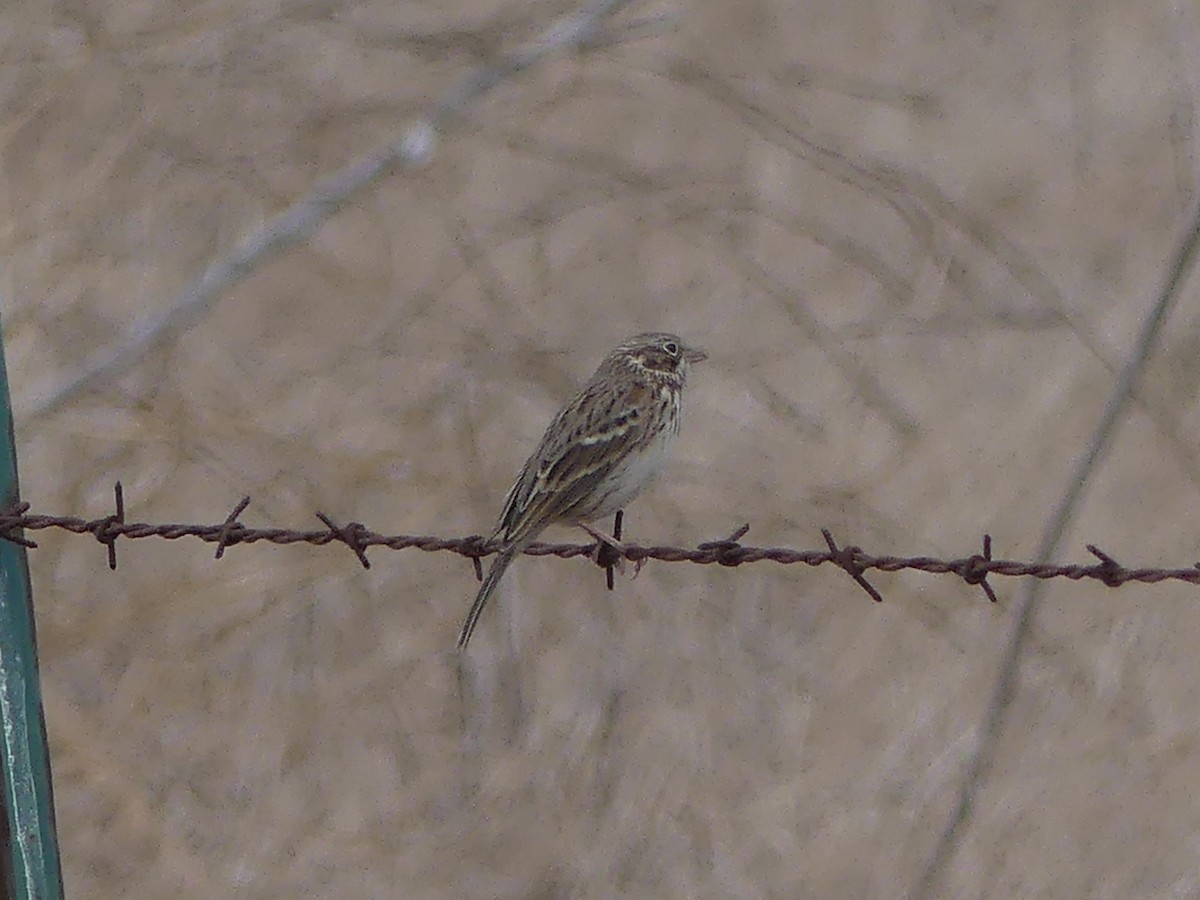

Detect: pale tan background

[3,0,1200,897]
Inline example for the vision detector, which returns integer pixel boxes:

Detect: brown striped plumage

[456,333,706,649]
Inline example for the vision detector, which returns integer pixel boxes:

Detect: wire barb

[1085,544,1126,587]
[91,482,125,570]
[315,512,371,570]
[460,535,491,582]
[578,515,625,589]
[0,501,37,549]
[960,534,999,603]
[698,523,752,566]
[821,528,884,603]
[213,496,252,560]
[604,510,624,590]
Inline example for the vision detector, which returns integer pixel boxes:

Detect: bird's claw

[579,522,627,575]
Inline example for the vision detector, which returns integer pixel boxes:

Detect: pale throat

[621,354,685,387]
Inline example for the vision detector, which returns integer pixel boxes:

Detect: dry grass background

[3,0,1200,896]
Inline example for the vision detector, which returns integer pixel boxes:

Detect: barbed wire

[5,484,1199,603]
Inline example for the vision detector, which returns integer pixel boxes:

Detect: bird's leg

[579,511,648,582]
[613,510,646,579]
[579,519,625,556]
[619,508,648,578]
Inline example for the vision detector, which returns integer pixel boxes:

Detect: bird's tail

[457,542,521,649]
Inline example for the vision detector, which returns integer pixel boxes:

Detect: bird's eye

[663,341,679,356]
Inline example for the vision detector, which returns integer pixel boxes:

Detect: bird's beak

[684,347,708,364]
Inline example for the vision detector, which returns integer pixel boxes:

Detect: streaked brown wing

[494,380,644,543]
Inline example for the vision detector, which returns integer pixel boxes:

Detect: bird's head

[604,332,707,385]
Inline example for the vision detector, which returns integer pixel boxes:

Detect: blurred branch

[911,198,1200,900]
[26,0,648,421]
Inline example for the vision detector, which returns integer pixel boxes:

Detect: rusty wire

[3,484,1199,603]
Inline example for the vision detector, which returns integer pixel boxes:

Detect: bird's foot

[579,522,628,575]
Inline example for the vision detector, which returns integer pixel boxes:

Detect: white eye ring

[663,341,679,356]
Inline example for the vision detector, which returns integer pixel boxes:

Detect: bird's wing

[494,379,647,543]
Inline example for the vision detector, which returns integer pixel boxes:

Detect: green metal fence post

[0,308,64,899]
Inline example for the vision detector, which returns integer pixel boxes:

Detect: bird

[456,332,707,649]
